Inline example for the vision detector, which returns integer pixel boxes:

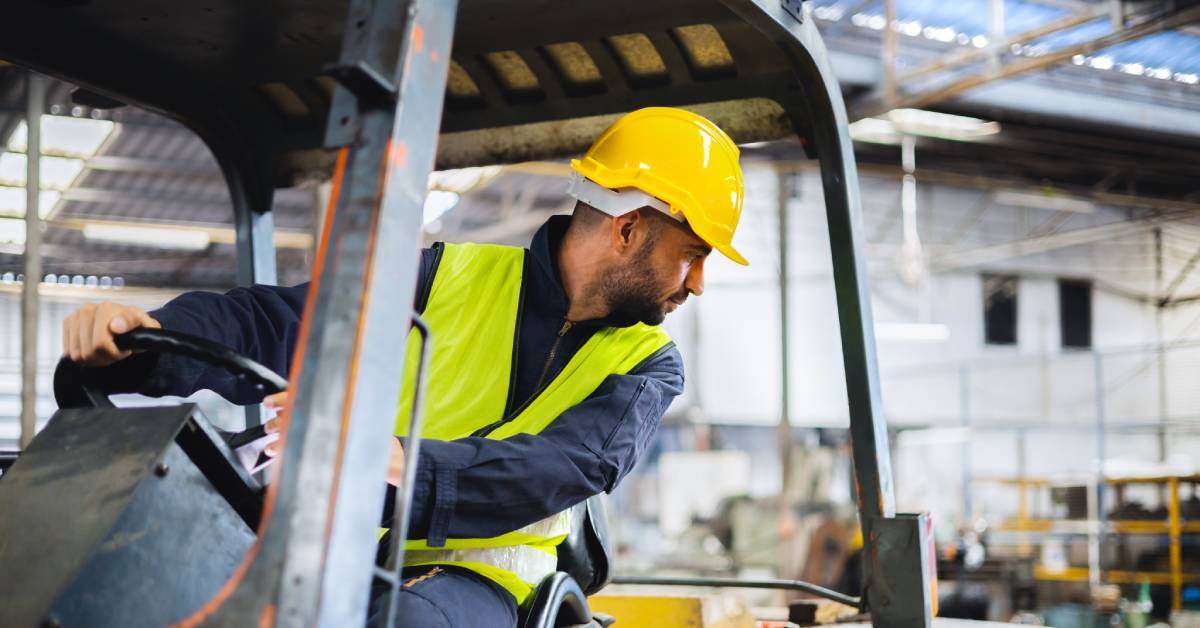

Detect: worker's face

[601,209,711,325]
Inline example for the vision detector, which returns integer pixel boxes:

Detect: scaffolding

[977,473,1199,612]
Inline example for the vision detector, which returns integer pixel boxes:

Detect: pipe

[19,72,45,449]
[610,575,861,609]
[777,167,792,493]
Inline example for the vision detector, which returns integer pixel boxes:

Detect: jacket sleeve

[99,247,441,404]
[398,346,683,545]
[139,283,308,404]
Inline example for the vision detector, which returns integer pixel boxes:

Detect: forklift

[0,1,939,626]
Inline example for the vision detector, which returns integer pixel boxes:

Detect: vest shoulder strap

[428,242,526,302]
[396,242,527,439]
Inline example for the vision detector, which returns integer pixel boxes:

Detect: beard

[595,236,681,326]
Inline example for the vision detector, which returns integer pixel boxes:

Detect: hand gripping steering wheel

[53,327,288,446]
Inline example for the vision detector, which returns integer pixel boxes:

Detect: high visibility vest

[393,242,673,604]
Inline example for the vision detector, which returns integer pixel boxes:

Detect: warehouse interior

[0,0,1198,626]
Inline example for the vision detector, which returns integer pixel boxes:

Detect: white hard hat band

[565,171,685,223]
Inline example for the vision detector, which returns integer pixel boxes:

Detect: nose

[684,256,705,297]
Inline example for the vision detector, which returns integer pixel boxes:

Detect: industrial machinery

[0,0,936,625]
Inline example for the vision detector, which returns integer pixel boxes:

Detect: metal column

[1154,227,1168,461]
[777,167,793,491]
[881,0,898,106]
[234,205,277,288]
[19,72,44,450]
[1090,351,1108,589]
[234,195,276,430]
[186,0,458,624]
[987,0,1006,72]
[959,365,972,522]
[212,134,279,291]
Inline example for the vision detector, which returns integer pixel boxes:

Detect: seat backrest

[556,494,614,595]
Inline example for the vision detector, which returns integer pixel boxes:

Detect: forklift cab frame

[0,0,935,625]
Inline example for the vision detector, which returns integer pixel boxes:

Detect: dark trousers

[367,565,519,628]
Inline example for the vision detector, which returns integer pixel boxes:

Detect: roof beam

[57,186,310,215]
[770,154,1200,270]
[530,154,1199,216]
[0,217,311,257]
[825,46,1200,138]
[849,5,1200,120]
[1159,246,1200,306]
[897,5,1108,84]
[49,216,313,250]
[931,212,1192,271]
[843,161,1200,213]
[60,186,226,208]
[84,155,220,178]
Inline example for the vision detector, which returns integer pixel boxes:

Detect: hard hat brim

[716,242,748,266]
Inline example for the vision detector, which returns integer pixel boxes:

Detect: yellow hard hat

[571,107,748,265]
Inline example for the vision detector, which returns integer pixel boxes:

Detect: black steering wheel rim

[54,327,288,410]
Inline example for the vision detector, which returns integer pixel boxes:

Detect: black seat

[519,572,594,628]
[557,496,615,595]
[518,495,618,627]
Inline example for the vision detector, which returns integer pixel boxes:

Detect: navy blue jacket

[112,216,683,542]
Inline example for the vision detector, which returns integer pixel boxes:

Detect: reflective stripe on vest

[393,242,672,604]
[403,510,571,586]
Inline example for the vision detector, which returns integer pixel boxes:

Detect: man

[60,107,747,627]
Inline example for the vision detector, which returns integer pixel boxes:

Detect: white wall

[676,164,1200,431]
[668,163,1200,532]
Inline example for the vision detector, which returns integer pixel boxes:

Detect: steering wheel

[53,328,288,446]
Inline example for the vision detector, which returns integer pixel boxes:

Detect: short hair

[570,200,609,229]
[570,201,672,236]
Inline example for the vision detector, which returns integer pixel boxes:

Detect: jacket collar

[527,215,640,329]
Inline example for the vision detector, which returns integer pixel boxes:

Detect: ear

[611,210,642,253]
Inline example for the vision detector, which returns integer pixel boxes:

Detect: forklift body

[0,406,258,627]
[0,1,935,625]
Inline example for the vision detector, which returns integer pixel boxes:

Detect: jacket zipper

[474,319,573,437]
[532,320,573,393]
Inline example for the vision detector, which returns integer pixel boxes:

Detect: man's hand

[261,391,288,459]
[260,391,406,485]
[387,435,407,487]
[62,301,161,366]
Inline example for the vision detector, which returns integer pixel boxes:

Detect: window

[1059,279,1092,349]
[983,275,1017,345]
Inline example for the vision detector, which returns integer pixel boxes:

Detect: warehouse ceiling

[0,66,317,290]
